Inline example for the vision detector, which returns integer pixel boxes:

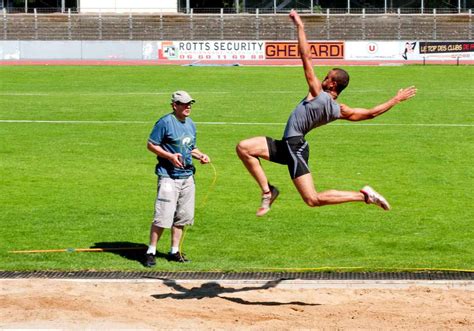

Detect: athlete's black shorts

[266,136,310,179]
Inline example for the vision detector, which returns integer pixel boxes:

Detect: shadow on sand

[152,278,320,306]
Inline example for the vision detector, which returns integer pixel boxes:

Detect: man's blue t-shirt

[148,113,197,178]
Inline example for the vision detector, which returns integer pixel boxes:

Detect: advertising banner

[345,41,474,61]
[157,41,344,61]
[158,41,266,61]
[419,41,474,59]
[2,40,473,62]
[265,42,344,59]
[345,41,416,61]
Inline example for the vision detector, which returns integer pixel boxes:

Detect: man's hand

[198,154,211,164]
[289,9,304,27]
[394,86,417,103]
[169,153,184,168]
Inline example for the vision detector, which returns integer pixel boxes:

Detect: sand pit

[1,278,473,329]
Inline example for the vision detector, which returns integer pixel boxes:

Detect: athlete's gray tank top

[283,91,341,139]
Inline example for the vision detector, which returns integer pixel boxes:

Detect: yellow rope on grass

[179,162,218,254]
[244,266,474,273]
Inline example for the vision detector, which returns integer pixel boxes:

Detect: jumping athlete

[236,10,417,216]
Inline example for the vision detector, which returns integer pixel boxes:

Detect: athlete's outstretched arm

[339,86,417,121]
[289,9,321,99]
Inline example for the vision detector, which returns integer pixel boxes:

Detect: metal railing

[1,6,473,15]
[1,9,472,41]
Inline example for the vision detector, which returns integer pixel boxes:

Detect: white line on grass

[198,122,474,127]
[1,90,471,97]
[0,92,231,96]
[0,120,472,127]
[0,120,149,124]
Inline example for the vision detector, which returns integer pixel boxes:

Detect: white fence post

[160,10,163,40]
[98,10,102,40]
[34,8,38,40]
[362,8,366,40]
[326,8,330,40]
[190,8,193,40]
[469,9,472,40]
[397,8,401,40]
[3,8,7,40]
[256,8,259,40]
[129,11,133,40]
[220,8,224,40]
[68,8,72,40]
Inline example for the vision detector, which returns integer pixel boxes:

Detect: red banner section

[265,42,344,59]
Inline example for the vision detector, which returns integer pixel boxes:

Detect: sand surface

[1,279,473,329]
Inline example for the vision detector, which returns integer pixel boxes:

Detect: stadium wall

[1,40,473,63]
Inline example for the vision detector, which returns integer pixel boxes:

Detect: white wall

[79,0,177,13]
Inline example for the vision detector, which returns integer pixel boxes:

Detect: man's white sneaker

[360,185,391,211]
[256,185,280,217]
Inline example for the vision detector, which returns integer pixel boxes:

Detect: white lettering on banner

[159,41,265,60]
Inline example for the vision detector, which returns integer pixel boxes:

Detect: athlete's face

[322,70,336,92]
[173,101,192,120]
[321,71,340,100]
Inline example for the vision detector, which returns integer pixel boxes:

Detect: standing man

[145,91,210,267]
[236,10,417,217]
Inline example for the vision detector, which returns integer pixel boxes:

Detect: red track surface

[1,59,473,66]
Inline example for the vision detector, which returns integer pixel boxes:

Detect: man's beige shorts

[153,176,195,229]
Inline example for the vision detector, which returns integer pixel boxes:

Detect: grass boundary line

[0,119,472,127]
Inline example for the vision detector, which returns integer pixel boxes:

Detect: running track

[1,59,473,66]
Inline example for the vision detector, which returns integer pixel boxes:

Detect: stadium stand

[1,12,472,41]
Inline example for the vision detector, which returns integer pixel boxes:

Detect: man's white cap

[171,90,195,104]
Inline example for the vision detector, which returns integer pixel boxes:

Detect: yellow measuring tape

[179,162,217,253]
[244,266,474,273]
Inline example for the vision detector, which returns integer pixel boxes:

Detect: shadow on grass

[151,278,320,306]
[90,241,166,267]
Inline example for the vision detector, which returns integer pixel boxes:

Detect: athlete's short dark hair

[332,68,350,94]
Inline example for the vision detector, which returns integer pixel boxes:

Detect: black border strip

[0,271,473,280]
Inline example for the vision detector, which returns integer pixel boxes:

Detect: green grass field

[0,65,472,272]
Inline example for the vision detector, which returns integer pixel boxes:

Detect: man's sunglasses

[175,101,192,106]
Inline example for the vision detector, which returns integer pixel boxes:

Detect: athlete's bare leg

[292,173,365,207]
[236,136,271,193]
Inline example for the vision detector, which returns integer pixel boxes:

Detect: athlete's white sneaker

[256,185,280,217]
[360,186,391,211]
